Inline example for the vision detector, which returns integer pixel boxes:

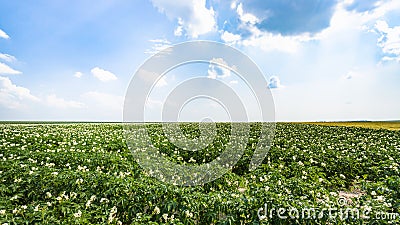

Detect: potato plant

[0,123,399,224]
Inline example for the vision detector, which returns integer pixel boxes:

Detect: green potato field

[0,123,399,224]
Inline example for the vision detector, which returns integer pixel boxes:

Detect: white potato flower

[185,210,193,218]
[74,210,82,218]
[153,206,160,215]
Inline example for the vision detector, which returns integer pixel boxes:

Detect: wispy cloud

[0,29,10,39]
[145,39,172,55]
[0,62,21,75]
[0,53,16,62]
[91,67,117,82]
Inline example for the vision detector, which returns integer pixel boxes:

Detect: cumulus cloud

[91,67,117,82]
[46,94,85,109]
[229,2,317,53]
[236,3,259,25]
[221,31,241,44]
[0,76,39,108]
[374,20,400,62]
[0,62,21,75]
[267,76,283,89]
[0,29,9,39]
[238,0,337,35]
[207,58,231,79]
[150,0,216,38]
[0,53,16,62]
[74,71,83,78]
[230,0,399,54]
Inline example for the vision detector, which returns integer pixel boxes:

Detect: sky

[0,0,399,122]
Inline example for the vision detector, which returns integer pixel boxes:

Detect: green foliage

[0,123,399,224]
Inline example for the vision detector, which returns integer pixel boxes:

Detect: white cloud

[207,58,231,79]
[358,0,400,22]
[0,29,9,39]
[149,39,171,44]
[236,3,259,25]
[0,62,21,75]
[91,67,117,82]
[221,31,241,44]
[268,76,283,89]
[0,76,39,109]
[232,3,314,53]
[74,71,83,78]
[174,18,184,36]
[0,53,16,62]
[241,32,312,53]
[374,20,400,62]
[145,39,172,55]
[150,0,216,38]
[318,0,400,40]
[46,94,85,109]
[233,0,399,54]
[174,26,183,36]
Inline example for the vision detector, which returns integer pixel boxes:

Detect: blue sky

[0,0,399,121]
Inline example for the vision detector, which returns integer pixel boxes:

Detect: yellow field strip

[301,121,400,131]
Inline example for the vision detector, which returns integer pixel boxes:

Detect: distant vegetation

[303,121,400,131]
